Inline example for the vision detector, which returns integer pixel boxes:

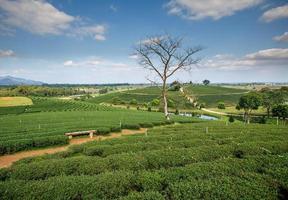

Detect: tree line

[0,86,87,97]
[236,86,288,123]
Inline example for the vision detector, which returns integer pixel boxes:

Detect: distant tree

[130,99,138,105]
[99,88,108,94]
[272,104,288,120]
[217,102,225,109]
[203,79,210,85]
[151,99,160,107]
[236,93,262,124]
[169,81,181,91]
[228,116,235,123]
[261,90,285,117]
[135,35,202,120]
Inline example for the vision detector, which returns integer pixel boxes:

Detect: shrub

[122,124,141,130]
[84,147,104,156]
[120,191,165,200]
[218,102,225,109]
[151,99,160,107]
[229,116,235,123]
[139,123,154,128]
[147,107,152,112]
[130,99,138,105]
[97,127,111,135]
[233,149,244,159]
[175,109,179,115]
[111,126,122,132]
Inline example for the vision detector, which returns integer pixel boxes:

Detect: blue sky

[0,0,287,84]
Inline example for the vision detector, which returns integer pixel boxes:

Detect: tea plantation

[0,122,287,199]
[0,97,197,154]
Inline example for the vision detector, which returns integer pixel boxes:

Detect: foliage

[217,102,225,109]
[228,116,234,123]
[0,122,287,199]
[272,104,288,119]
[202,79,210,85]
[236,92,262,123]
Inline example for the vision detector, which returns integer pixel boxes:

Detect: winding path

[0,128,147,168]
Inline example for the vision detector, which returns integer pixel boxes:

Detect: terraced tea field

[88,85,248,109]
[0,122,287,199]
[0,97,199,155]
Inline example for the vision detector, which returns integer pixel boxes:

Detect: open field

[88,85,248,109]
[0,97,199,155]
[0,122,287,199]
[0,97,33,107]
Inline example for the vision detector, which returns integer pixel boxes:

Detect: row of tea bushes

[0,136,68,155]
[0,155,286,199]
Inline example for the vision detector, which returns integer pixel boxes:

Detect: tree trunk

[267,107,270,118]
[162,79,169,120]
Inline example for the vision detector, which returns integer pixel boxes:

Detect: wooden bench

[65,130,96,139]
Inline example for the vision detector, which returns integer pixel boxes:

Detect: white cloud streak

[166,0,263,20]
[0,0,107,41]
[273,32,288,42]
[201,48,288,70]
[260,4,288,22]
[0,49,15,57]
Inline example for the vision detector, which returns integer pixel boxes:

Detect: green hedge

[121,124,141,130]
[0,155,286,199]
[0,136,68,155]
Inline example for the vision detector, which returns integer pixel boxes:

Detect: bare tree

[135,35,202,120]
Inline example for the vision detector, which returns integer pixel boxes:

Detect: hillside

[88,85,248,109]
[0,76,44,86]
[0,122,287,199]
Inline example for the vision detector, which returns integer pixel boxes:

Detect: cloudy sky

[0,0,287,84]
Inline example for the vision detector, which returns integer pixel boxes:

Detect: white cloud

[245,48,288,60]
[260,4,288,22]
[0,0,74,35]
[166,0,263,20]
[63,58,129,70]
[73,25,107,41]
[273,32,288,42]
[0,0,107,40]
[0,49,15,57]
[201,48,288,70]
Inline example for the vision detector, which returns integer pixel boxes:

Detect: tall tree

[202,79,210,85]
[236,92,262,124]
[135,35,202,119]
[261,90,285,118]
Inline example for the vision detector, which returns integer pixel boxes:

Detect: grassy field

[0,121,287,199]
[0,97,33,107]
[0,97,199,155]
[183,85,248,107]
[88,85,248,109]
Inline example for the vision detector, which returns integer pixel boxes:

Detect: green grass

[183,85,248,107]
[0,122,287,199]
[88,86,192,109]
[0,97,33,107]
[88,85,248,109]
[0,98,199,154]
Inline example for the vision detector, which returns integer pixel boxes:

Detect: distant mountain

[0,76,45,86]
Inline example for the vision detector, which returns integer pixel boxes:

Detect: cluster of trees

[0,86,86,97]
[236,87,288,124]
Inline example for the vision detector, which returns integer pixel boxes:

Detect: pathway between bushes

[0,128,147,169]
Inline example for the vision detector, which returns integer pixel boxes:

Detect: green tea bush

[96,127,111,135]
[110,126,122,132]
[120,191,165,200]
[0,136,68,155]
[139,122,154,128]
[122,124,141,130]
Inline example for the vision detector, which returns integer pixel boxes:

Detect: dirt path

[0,128,147,169]
[201,108,228,116]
